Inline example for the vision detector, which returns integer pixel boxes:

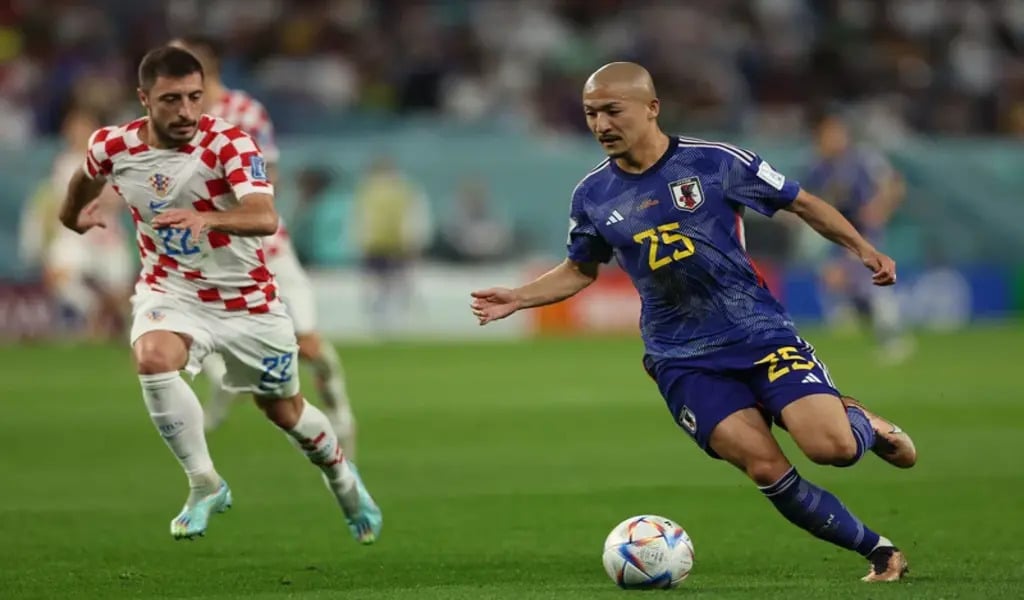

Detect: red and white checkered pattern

[84,115,279,313]
[208,89,279,163]
[207,88,294,261]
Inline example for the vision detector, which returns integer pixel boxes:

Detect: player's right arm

[471,181,610,325]
[471,259,598,325]
[59,129,114,234]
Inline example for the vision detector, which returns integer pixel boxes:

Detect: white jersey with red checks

[83,115,280,314]
[208,88,279,163]
[207,88,292,256]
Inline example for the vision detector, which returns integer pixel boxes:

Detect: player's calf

[841,396,916,468]
[296,332,357,460]
[781,393,875,467]
[257,394,381,544]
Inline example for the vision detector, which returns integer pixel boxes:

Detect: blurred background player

[471,63,913,582]
[169,36,357,458]
[57,46,380,543]
[802,111,914,364]
[21,107,133,340]
[351,155,433,336]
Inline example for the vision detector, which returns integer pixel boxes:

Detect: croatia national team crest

[669,177,704,212]
[149,173,172,198]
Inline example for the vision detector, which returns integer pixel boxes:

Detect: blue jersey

[567,136,801,359]
[803,149,887,231]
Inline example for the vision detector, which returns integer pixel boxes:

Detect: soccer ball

[601,515,694,589]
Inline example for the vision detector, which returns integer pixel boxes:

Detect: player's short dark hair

[138,46,204,91]
[174,34,223,66]
[807,104,846,131]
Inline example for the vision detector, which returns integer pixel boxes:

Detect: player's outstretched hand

[153,209,206,241]
[470,287,521,325]
[76,199,109,231]
[861,249,897,286]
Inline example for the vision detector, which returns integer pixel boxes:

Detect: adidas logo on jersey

[802,373,823,384]
[605,210,625,226]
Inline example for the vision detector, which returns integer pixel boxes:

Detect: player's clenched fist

[470,287,521,325]
[860,249,896,286]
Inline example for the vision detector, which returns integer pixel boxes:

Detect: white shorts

[267,244,317,334]
[129,291,300,398]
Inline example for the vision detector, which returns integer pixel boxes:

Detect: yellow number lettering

[754,346,817,382]
[633,222,696,271]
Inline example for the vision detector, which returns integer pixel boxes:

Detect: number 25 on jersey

[633,222,695,270]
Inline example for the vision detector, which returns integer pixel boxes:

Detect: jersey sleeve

[217,128,274,199]
[721,149,801,217]
[82,127,116,180]
[566,183,613,264]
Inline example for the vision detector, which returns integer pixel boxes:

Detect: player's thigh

[745,338,854,464]
[130,295,214,375]
[215,308,300,399]
[708,407,792,486]
[643,356,759,460]
[779,393,859,464]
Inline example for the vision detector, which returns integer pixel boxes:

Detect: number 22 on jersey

[159,227,201,256]
[633,222,695,270]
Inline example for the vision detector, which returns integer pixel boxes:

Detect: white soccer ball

[601,515,694,589]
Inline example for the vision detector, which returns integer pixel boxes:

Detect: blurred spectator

[351,156,432,334]
[434,177,514,264]
[288,166,357,266]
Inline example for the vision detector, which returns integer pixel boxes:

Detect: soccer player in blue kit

[471,63,915,582]
[803,111,913,363]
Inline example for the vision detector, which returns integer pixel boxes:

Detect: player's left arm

[722,148,895,285]
[153,129,278,238]
[784,190,896,285]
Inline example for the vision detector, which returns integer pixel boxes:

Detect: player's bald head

[583,62,657,102]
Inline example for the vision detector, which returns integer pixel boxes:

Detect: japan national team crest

[669,177,704,212]
[148,173,172,198]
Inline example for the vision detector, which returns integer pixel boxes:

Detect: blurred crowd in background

[4,0,1024,141]
[3,0,1024,344]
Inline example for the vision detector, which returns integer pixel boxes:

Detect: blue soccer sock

[760,467,881,556]
[839,405,876,467]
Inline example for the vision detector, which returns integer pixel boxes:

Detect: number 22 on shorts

[260,353,294,386]
[754,346,816,382]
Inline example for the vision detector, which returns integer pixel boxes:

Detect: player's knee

[256,394,304,429]
[744,458,792,487]
[133,333,188,374]
[803,432,859,466]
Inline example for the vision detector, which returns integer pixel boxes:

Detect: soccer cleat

[862,546,909,582]
[170,481,232,540]
[841,396,917,468]
[335,464,382,545]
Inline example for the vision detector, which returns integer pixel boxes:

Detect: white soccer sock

[139,372,221,505]
[281,399,358,509]
[201,353,236,431]
[309,343,357,459]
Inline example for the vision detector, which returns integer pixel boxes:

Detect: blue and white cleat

[338,465,382,545]
[170,481,232,540]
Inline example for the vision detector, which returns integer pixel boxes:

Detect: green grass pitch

[1,323,1023,599]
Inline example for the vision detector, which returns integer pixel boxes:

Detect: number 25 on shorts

[754,346,816,382]
[633,223,695,270]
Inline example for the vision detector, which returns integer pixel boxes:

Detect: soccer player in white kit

[168,36,357,458]
[57,46,381,543]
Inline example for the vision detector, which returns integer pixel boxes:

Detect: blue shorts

[643,336,840,459]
